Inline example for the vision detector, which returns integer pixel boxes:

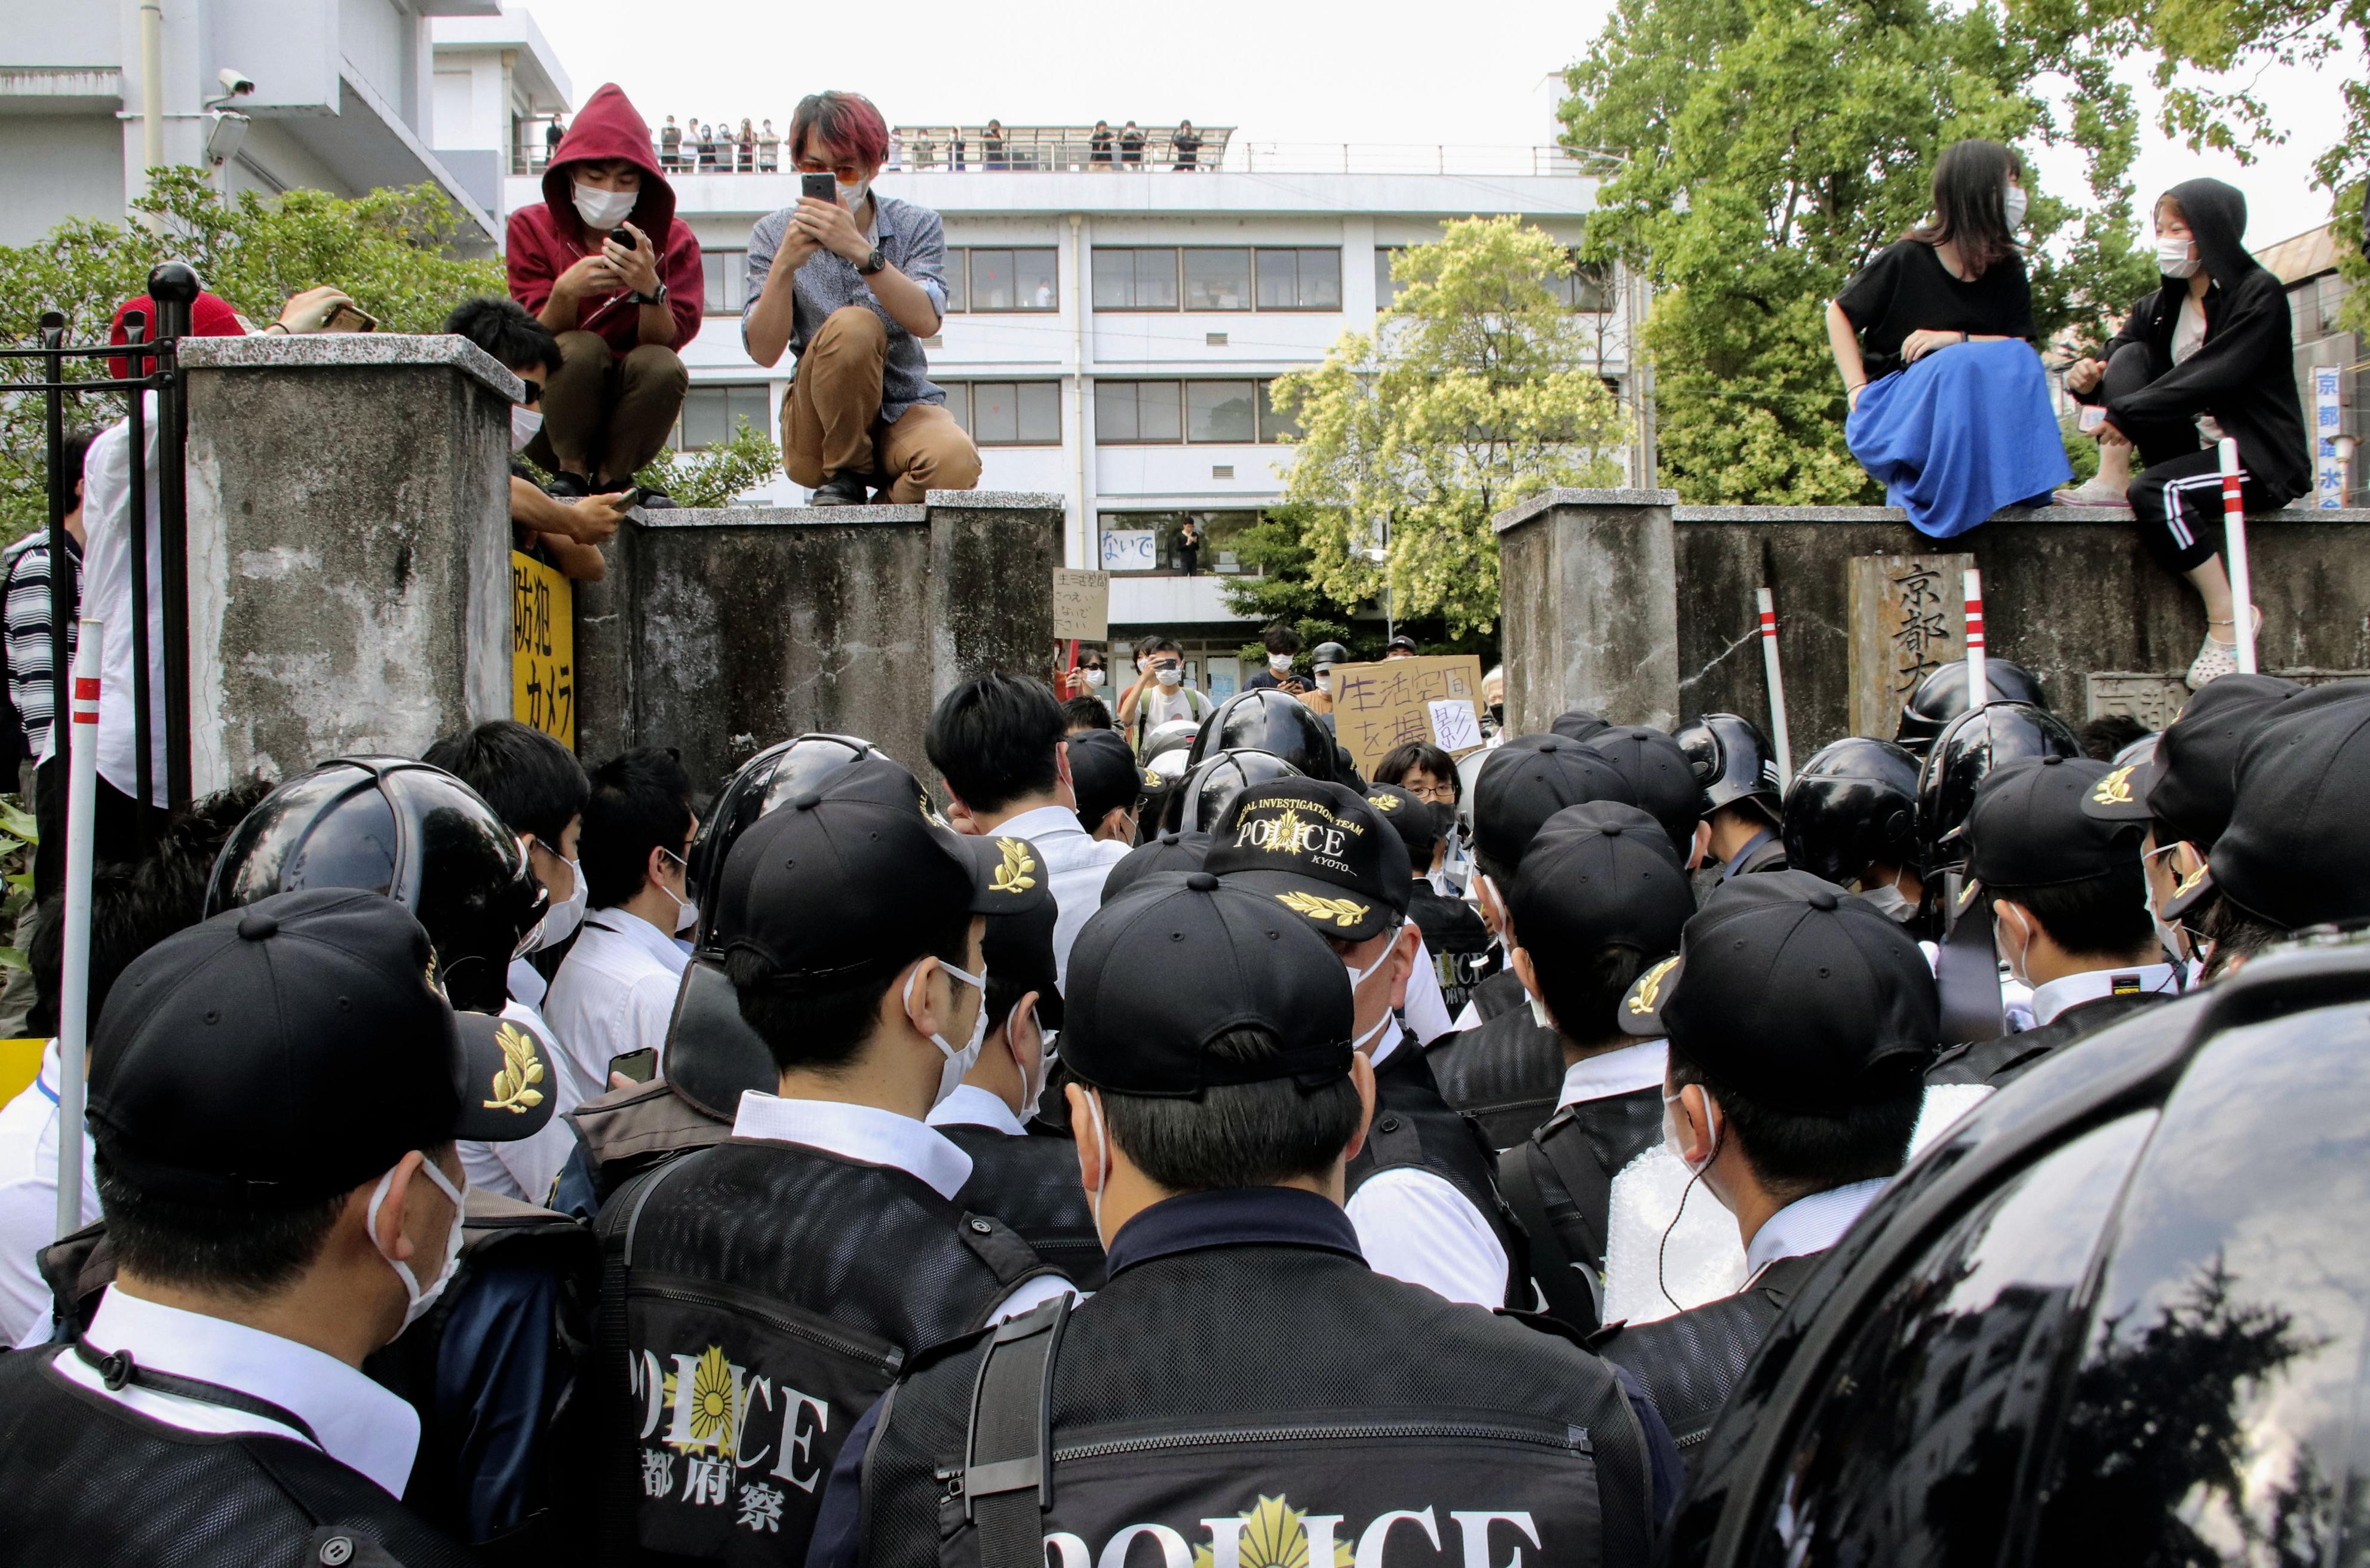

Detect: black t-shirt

[1836,239,2039,382]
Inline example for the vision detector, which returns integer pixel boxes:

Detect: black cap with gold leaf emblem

[89,888,555,1205]
[2079,674,2303,851]
[711,754,1049,984]
[1205,780,1410,943]
[1364,782,1443,861]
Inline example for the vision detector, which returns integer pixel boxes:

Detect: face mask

[367,1156,466,1332]
[1343,939,1398,1054]
[1996,906,2034,988]
[1155,666,1182,688]
[1527,987,1557,1032]
[1009,1004,1052,1110]
[1851,867,1916,924]
[572,182,638,230]
[1314,665,1332,683]
[1661,1089,1721,1174]
[836,175,869,210]
[2142,842,2191,961]
[655,849,699,934]
[1083,1089,1112,1229]
[2157,236,2201,278]
[1082,668,1106,688]
[509,405,543,453]
[1488,703,1505,727]
[904,958,987,1106]
[532,855,587,951]
[2003,184,2029,229]
[1269,654,1294,673]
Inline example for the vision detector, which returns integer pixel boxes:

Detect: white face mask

[532,854,587,951]
[1996,906,2034,989]
[1850,868,1917,924]
[1083,1088,1112,1228]
[2002,183,2029,229]
[2142,842,2191,962]
[1155,666,1183,688]
[572,182,638,230]
[1527,987,1557,1032]
[368,1155,466,1332]
[1661,1088,1721,1175]
[836,175,870,210]
[1082,668,1106,688]
[1269,654,1295,674]
[658,848,699,935]
[1009,1004,1052,1111]
[1343,938,1398,1054]
[2157,235,2201,278]
[904,957,988,1106]
[509,405,544,453]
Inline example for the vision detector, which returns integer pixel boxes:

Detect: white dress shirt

[544,907,689,1092]
[1743,1177,1888,1280]
[992,804,1129,988]
[1401,931,1455,1044]
[731,1092,1074,1321]
[927,1083,1029,1136]
[458,1001,595,1206]
[1344,1028,1512,1309]
[1556,1039,1668,1108]
[0,1040,102,1345]
[2026,963,2179,1028]
[53,1286,422,1497]
[62,403,169,803]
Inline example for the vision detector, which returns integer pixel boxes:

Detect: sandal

[2187,606,2262,690]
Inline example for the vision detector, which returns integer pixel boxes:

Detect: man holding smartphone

[742,90,981,505]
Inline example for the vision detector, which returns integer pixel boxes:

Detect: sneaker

[2187,607,2262,690]
[2052,477,2126,506]
[547,471,592,499]
[807,472,871,506]
[637,486,677,511]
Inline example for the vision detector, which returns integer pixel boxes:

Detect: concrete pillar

[179,334,518,792]
[1494,488,1681,735]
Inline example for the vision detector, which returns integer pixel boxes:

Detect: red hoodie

[506,84,703,355]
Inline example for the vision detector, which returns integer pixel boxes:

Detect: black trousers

[2107,340,2276,576]
[33,753,173,902]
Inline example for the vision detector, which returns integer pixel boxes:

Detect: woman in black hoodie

[2060,178,2308,688]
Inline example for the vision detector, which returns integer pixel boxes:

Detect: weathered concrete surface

[1495,489,1681,736]
[182,334,518,791]
[1499,491,2370,754]
[582,493,1063,791]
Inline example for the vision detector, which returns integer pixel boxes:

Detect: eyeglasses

[515,378,544,407]
[1406,782,1457,805]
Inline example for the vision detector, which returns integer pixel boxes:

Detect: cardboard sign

[512,550,575,750]
[1847,553,1971,740]
[1326,656,1487,777]
[1100,530,1156,571]
[1052,568,1110,641]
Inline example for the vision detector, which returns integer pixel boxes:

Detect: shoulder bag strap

[66,1341,324,1448]
[596,1153,691,1568]
[962,1297,1069,1568]
[1497,1132,1603,1335]
[1531,1115,1619,1278]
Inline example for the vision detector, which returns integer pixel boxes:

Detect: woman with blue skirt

[1826,139,2070,541]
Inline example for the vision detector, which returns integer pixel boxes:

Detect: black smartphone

[608,225,637,250]
[608,1047,657,1085]
[800,172,836,204]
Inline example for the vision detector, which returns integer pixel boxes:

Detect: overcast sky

[526,0,2347,246]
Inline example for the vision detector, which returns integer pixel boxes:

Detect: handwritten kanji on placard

[1326,655,1488,777]
[1429,699,1482,752]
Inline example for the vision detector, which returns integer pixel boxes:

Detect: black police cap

[1063,872,1353,1097]
[1509,801,1694,970]
[1472,737,1638,874]
[1549,708,1613,743]
[685,733,880,940]
[711,754,1048,983]
[1966,755,2143,888]
[1065,727,1141,828]
[90,888,555,1205]
[1207,779,1411,943]
[2211,682,2370,930]
[1105,829,1211,903]
[1620,870,1938,1111]
[1585,724,1702,860]
[1364,782,1443,859]
[983,894,1064,1031]
[2081,673,2302,851]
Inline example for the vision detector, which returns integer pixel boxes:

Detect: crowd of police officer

[1,647,2366,1568]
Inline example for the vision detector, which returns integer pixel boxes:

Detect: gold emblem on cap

[2092,765,2137,806]
[1628,955,1680,1016]
[1143,767,1163,787]
[1371,793,1401,812]
[1275,890,1370,927]
[990,837,1038,893]
[483,1022,547,1114]
[2175,862,2210,898]
[919,792,950,828]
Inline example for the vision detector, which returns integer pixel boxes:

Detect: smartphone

[801,172,837,204]
[609,1047,658,1085]
[608,225,637,251]
[323,302,376,333]
[2078,405,2106,433]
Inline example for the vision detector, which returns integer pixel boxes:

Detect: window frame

[1180,247,1254,312]
[1254,247,1343,312]
[701,249,750,316]
[953,245,1060,315]
[941,380,1063,447]
[1091,247,1343,312]
[674,382,773,451]
[1097,379,1291,445]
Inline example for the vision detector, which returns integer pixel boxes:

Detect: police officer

[595,754,1070,1566]
[1207,779,1519,1307]
[928,895,1106,1289]
[0,889,558,1567]
[1930,757,2179,1087]
[1100,826,1211,903]
[1782,736,1924,924]
[1893,656,2049,757]
[1673,713,1789,881]
[1593,872,1936,1444]
[1494,802,1697,1330]
[805,872,1675,1568]
[1585,723,1708,866]
[1367,781,1487,1027]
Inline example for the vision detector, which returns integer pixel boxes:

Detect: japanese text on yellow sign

[1325,655,1487,779]
[512,551,575,750]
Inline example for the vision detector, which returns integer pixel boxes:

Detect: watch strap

[858,247,886,276]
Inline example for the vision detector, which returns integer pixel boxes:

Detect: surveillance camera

[219,68,254,97]
[204,110,250,167]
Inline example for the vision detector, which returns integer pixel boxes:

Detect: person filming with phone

[505,83,702,505]
[742,90,981,505]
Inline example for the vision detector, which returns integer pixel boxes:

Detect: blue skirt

[1846,340,2073,539]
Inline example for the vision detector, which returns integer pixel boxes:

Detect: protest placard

[1325,655,1487,777]
[1052,568,1110,642]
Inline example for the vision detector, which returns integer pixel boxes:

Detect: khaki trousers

[526,330,689,485]
[781,307,983,503]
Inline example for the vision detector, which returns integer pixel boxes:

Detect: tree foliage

[1562,0,2157,502]
[632,417,782,509]
[0,168,504,540]
[1266,217,1624,637]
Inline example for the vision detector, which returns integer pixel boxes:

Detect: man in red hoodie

[506,84,703,502]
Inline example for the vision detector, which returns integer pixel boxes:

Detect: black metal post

[38,312,69,788]
[122,312,153,839]
[148,262,197,811]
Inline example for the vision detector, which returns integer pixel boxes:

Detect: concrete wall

[576,493,1064,794]
[1498,488,2370,752]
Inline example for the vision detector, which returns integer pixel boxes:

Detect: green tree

[632,417,782,509]
[1562,0,2156,502]
[1267,216,1624,638]
[0,168,504,540]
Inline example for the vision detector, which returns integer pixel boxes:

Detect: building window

[1257,380,1301,442]
[945,382,1061,445]
[942,251,968,313]
[1091,248,1180,310]
[1550,251,1614,313]
[1093,248,1341,312]
[676,383,772,450]
[953,247,1058,312]
[703,250,749,315]
[1098,509,1265,573]
[1186,381,1257,442]
[1182,248,1252,310]
[1098,380,1298,444]
[1375,245,1405,309]
[1255,248,1342,310]
[1095,380,1183,443]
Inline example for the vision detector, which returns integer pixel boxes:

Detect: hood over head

[2163,177,2255,290]
[540,83,674,246]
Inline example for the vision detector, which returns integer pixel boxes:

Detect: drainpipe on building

[139,0,165,206]
[1070,211,1091,572]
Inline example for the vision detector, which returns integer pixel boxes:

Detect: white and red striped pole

[56,619,101,1240]
[2219,436,2258,675]
[1964,569,1987,714]
[1756,586,1793,787]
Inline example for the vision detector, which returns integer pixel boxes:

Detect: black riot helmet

[1310,641,1351,681]
[1134,723,1201,843]
[683,733,882,946]
[1782,737,1922,888]
[1916,700,2082,874]
[1895,657,2047,758]
[1657,935,2370,1568]
[1187,688,1337,782]
[1674,712,1784,819]
[1161,748,1304,834]
[204,756,544,1015]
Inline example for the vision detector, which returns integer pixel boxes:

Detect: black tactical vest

[1425,1009,1565,1148]
[568,1077,732,1207]
[1591,1251,1824,1450]
[859,1228,1657,1568]
[1346,1039,1522,1306]
[1466,963,1527,1023]
[596,1137,1061,1566]
[1496,1087,1666,1332]
[940,1124,1108,1292]
[1927,991,2168,1088]
[0,1345,476,1567]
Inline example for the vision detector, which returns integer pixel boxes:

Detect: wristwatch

[631,282,669,306]
[857,247,886,276]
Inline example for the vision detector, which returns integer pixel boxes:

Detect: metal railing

[510,121,1244,176]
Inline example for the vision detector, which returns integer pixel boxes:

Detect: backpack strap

[1497,1116,1604,1335]
[595,1152,692,1568]
[962,1297,1069,1568]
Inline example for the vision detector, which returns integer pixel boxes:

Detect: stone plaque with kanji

[1848,554,1973,740]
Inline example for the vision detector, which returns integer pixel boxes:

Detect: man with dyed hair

[743,90,981,505]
